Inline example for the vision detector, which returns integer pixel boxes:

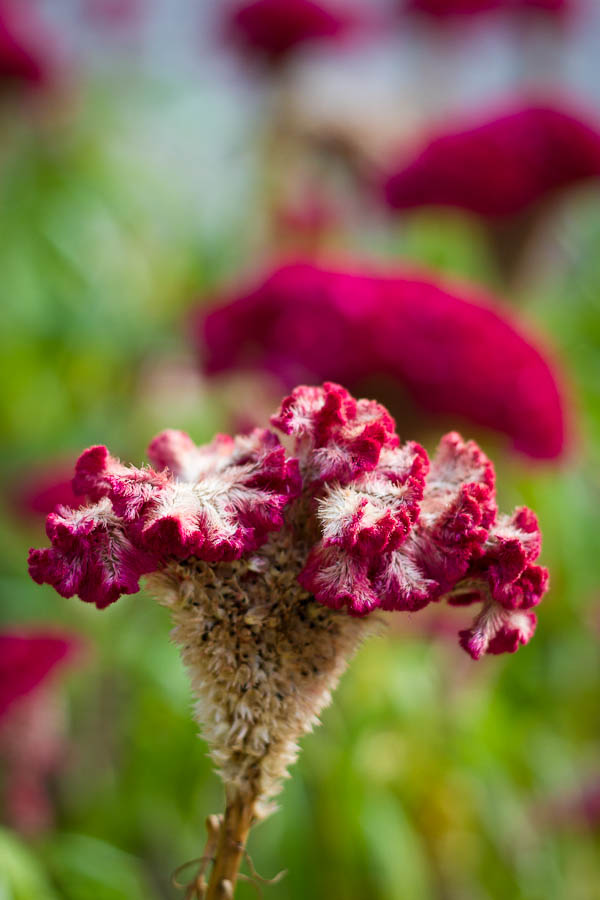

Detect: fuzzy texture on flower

[199,261,566,459]
[224,0,358,66]
[0,630,78,721]
[382,103,600,218]
[28,385,549,806]
[298,429,496,616]
[0,1,56,88]
[29,428,301,609]
[28,498,158,609]
[404,0,572,19]
[271,381,397,483]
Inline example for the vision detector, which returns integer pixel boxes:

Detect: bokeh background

[1,1,600,898]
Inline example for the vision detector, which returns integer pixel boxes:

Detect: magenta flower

[404,0,572,19]
[0,1,56,89]
[198,261,567,459]
[9,460,80,521]
[224,0,360,66]
[382,103,600,219]
[0,629,80,835]
[405,0,502,17]
[28,382,548,659]
[0,630,78,722]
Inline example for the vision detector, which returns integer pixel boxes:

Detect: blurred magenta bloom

[10,460,79,521]
[0,630,80,835]
[404,0,572,19]
[382,103,600,218]
[0,0,56,88]
[0,630,78,721]
[198,260,567,459]
[83,0,144,28]
[224,0,361,66]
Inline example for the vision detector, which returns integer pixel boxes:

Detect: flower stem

[205,790,256,900]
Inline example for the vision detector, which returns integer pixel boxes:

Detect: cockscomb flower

[224,0,361,67]
[28,384,548,895]
[198,260,567,459]
[382,103,600,219]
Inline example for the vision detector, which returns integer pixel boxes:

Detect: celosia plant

[382,102,600,218]
[198,261,567,459]
[28,383,548,897]
[224,0,361,67]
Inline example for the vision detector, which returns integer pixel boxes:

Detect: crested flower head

[382,102,600,218]
[28,385,549,810]
[224,0,360,67]
[198,260,567,459]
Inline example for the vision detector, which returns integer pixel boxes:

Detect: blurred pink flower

[0,630,79,721]
[224,0,362,66]
[197,260,567,459]
[0,1,57,89]
[382,103,600,219]
[0,629,81,836]
[404,0,572,19]
[536,778,600,832]
[9,460,79,521]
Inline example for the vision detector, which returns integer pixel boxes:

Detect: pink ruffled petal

[459,603,537,659]
[133,428,300,560]
[299,542,379,617]
[28,499,157,609]
[272,382,396,483]
[147,430,235,482]
[316,441,427,555]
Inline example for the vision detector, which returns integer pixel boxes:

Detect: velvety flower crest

[30,427,301,609]
[29,383,548,661]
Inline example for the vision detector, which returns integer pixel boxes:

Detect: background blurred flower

[381,101,600,278]
[224,0,363,67]
[403,0,572,20]
[197,260,568,459]
[8,460,79,521]
[0,0,58,90]
[0,630,81,837]
[382,102,600,219]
